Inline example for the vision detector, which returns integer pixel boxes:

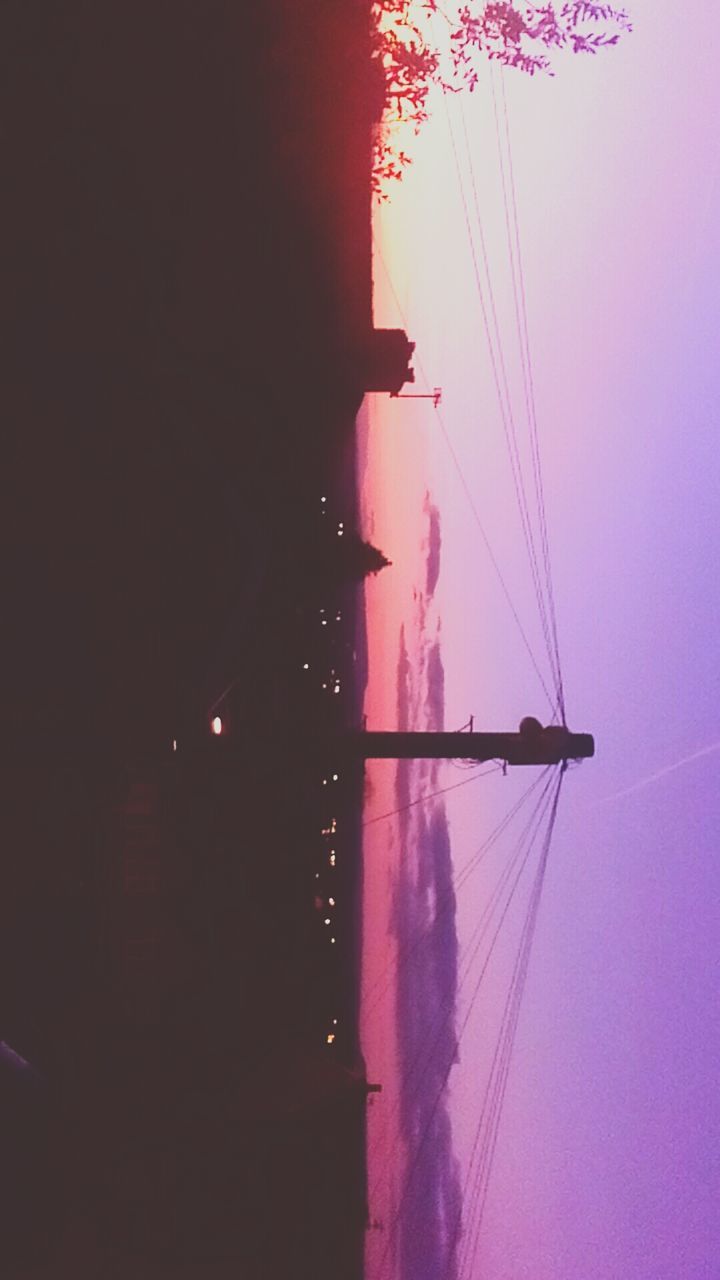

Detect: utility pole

[74,717,591,770]
[188,716,593,767]
[342,719,593,767]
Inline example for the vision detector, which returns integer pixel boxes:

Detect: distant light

[321,496,327,503]
[322,778,328,786]
[332,1018,338,1025]
[329,854,336,866]
[172,739,177,753]
[328,897,335,907]
[324,918,331,925]
[302,663,309,670]
[326,1032,335,1043]
[330,937,336,944]
[210,716,223,736]
[315,873,320,879]
[321,620,327,626]
[332,773,338,781]
[337,530,344,537]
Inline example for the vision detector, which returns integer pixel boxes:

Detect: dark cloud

[423,495,441,600]
[388,605,459,1276]
[396,623,411,736]
[390,772,462,1280]
[425,640,445,732]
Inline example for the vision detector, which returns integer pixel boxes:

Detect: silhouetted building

[361,328,415,394]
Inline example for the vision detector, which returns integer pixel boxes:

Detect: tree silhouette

[371,0,632,194]
[348,538,392,579]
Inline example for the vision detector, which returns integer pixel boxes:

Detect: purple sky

[360,6,720,1277]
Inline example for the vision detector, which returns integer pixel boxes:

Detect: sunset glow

[360,14,720,1277]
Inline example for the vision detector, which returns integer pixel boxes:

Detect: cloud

[387,602,459,1276]
[425,639,445,732]
[396,624,412,738]
[390,774,462,1279]
[423,494,442,600]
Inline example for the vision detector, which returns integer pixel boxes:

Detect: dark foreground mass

[1,3,379,1275]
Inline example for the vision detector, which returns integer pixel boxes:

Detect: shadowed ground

[1,2,379,1274]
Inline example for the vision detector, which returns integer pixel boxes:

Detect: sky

[359,6,720,1278]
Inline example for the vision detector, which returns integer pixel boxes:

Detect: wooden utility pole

[343,719,593,767]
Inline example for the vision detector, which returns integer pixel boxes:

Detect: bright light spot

[332,773,339,781]
[332,1018,338,1025]
[172,739,177,752]
[329,853,336,866]
[210,716,223,736]
[315,873,320,879]
[302,663,309,670]
[321,496,326,503]
[330,937,336,944]
[328,897,335,907]
[327,1033,335,1043]
[321,619,327,626]
[322,778,328,786]
[324,918,331,925]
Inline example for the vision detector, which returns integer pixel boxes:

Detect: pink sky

[360,8,720,1277]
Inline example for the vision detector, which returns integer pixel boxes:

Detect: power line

[374,769,560,1279]
[491,68,566,722]
[455,93,562,715]
[362,762,501,828]
[457,768,564,1279]
[362,767,552,1022]
[369,770,557,1186]
[376,243,557,714]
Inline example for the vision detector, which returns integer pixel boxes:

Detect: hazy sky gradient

[361,5,720,1276]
